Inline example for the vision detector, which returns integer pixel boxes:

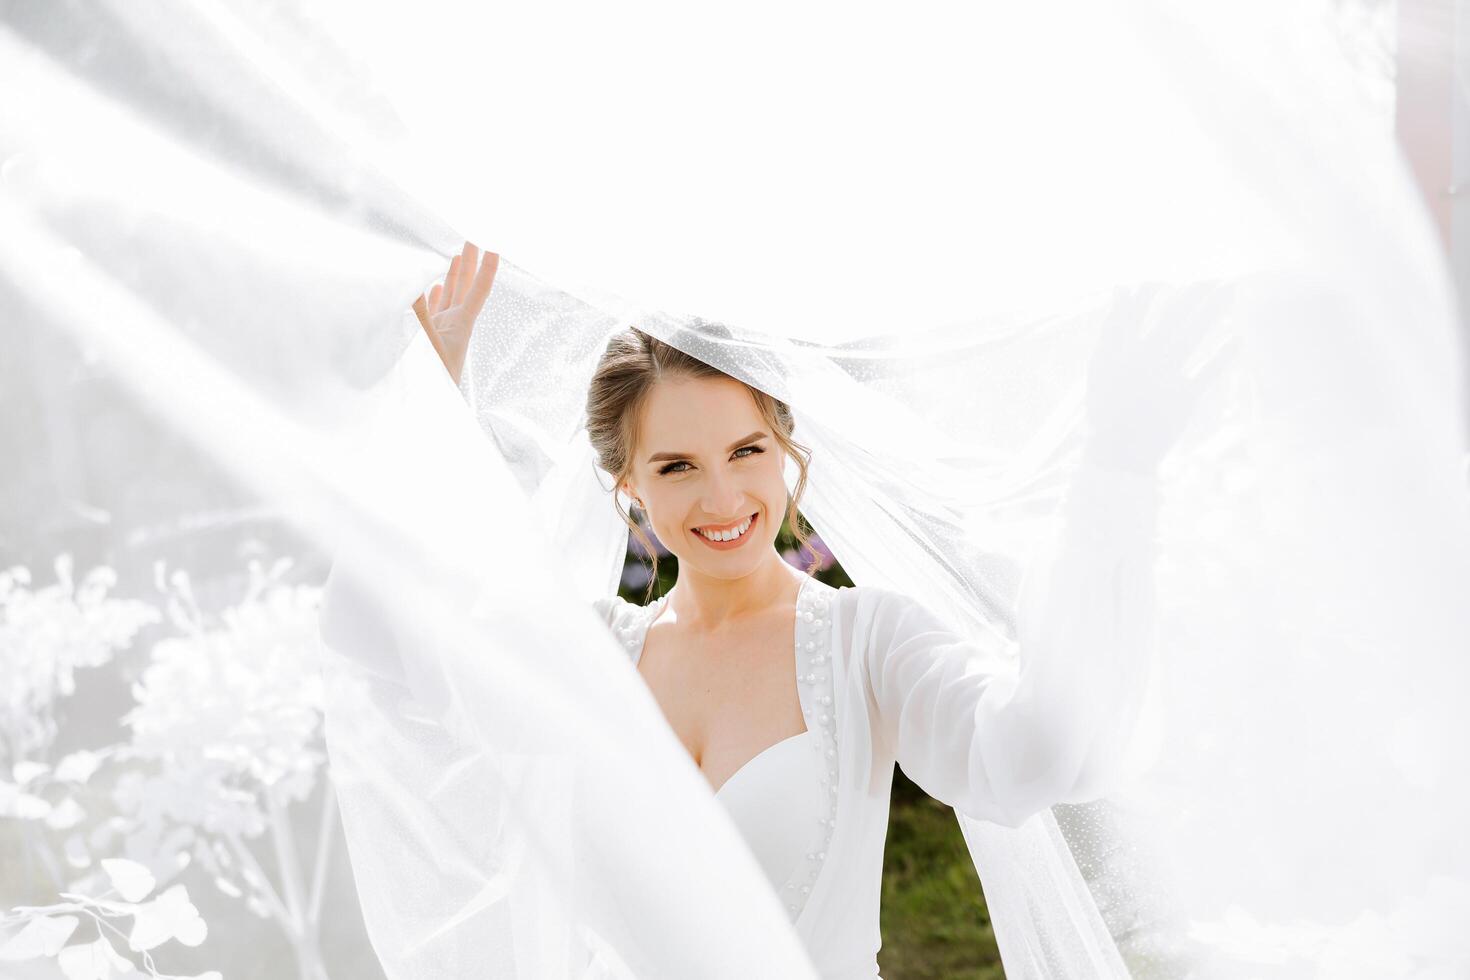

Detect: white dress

[593,572,1019,980]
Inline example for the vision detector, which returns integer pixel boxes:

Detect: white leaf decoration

[101,857,155,902]
[127,884,207,952]
[54,750,102,784]
[126,903,171,953]
[64,833,92,869]
[45,796,86,830]
[98,933,138,977]
[58,937,110,980]
[11,760,50,786]
[0,914,80,960]
[56,943,95,980]
[15,793,52,819]
[0,783,52,820]
[57,934,138,980]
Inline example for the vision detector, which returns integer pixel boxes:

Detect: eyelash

[658,445,764,476]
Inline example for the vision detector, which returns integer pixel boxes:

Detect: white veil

[3,2,1468,979]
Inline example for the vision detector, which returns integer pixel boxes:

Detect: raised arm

[413,241,500,386]
[863,281,1234,827]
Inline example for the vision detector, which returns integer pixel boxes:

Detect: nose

[699,467,748,523]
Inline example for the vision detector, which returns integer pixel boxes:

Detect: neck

[667,550,805,630]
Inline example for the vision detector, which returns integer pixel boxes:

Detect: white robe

[583,464,1156,979]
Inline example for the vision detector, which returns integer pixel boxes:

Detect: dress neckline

[713,729,814,798]
[632,574,815,797]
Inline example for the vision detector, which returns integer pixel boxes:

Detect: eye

[656,445,764,477]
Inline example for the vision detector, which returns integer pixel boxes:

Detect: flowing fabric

[3,2,1469,979]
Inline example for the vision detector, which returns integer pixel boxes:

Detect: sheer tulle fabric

[3,3,1468,979]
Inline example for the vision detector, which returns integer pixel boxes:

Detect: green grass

[878,768,1005,980]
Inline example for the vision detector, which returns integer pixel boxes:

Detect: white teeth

[698,515,753,542]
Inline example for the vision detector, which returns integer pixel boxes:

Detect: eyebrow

[646,431,769,464]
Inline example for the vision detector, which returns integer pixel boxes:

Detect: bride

[344,239,1227,978]
[2,3,1464,977]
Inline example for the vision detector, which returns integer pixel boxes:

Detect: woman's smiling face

[624,375,788,578]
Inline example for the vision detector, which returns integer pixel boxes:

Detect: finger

[451,243,476,307]
[428,283,444,313]
[415,296,450,363]
[464,249,499,319]
[443,254,462,311]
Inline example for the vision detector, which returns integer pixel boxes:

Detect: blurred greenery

[882,767,1003,979]
[618,513,1004,977]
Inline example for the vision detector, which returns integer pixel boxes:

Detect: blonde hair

[585,326,819,602]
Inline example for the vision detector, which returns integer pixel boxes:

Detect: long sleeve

[861,460,1160,828]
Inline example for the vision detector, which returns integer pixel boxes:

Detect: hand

[413,242,499,386]
[1083,280,1236,474]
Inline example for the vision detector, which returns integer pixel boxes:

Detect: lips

[691,510,759,548]
[693,512,756,534]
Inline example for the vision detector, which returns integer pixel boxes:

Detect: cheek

[760,456,789,495]
[755,468,788,526]
[646,489,692,540]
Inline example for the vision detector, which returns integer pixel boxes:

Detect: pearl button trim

[778,574,841,925]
